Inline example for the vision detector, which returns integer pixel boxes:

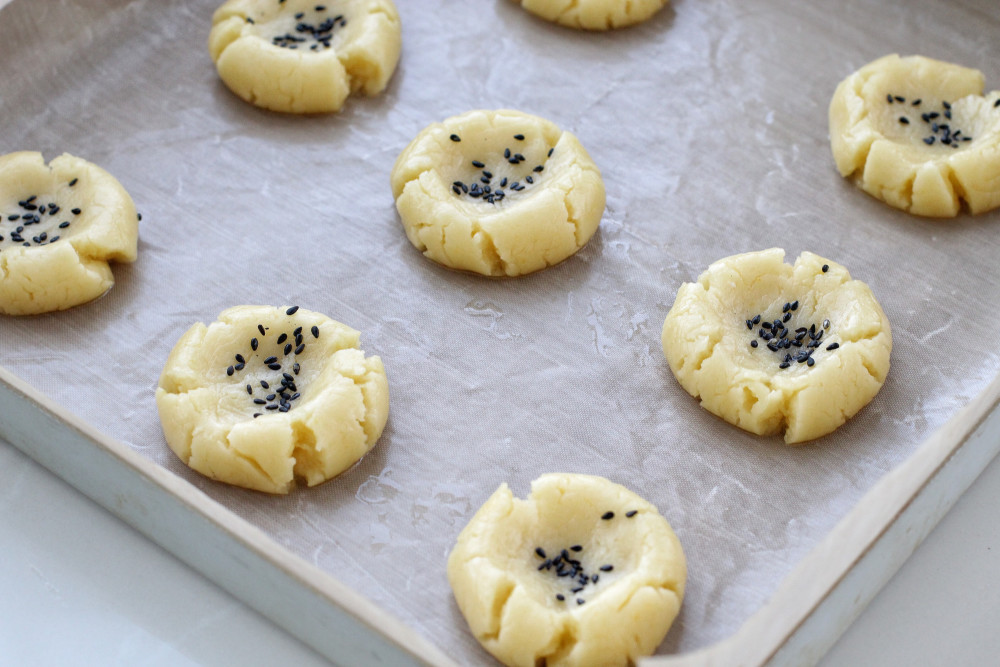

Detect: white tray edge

[0,364,458,667]
[5,359,999,666]
[641,372,1000,666]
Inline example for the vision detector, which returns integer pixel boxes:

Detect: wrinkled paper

[1,0,999,660]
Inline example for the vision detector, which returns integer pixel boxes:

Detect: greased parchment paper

[1,0,999,661]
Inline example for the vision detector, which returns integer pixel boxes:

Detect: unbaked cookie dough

[390,109,605,277]
[661,249,892,444]
[156,305,389,494]
[830,54,1000,217]
[0,151,138,316]
[447,473,685,667]
[209,0,401,114]
[511,0,668,30]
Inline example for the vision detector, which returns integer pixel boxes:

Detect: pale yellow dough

[209,0,401,114]
[661,249,892,444]
[447,473,686,667]
[0,151,138,316]
[390,109,605,277]
[156,305,389,494]
[512,0,668,30]
[830,54,1000,217]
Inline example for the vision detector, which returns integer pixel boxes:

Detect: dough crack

[482,579,516,641]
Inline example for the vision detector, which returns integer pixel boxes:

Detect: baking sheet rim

[3,361,999,665]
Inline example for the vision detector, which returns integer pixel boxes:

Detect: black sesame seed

[535,547,546,558]
[258,324,267,336]
[254,398,266,405]
[246,384,253,395]
[251,338,258,351]
[807,357,815,367]
[547,148,554,157]
[253,413,261,418]
[577,599,585,605]
[783,312,792,323]
[227,366,235,376]
[68,178,78,186]
[887,94,894,103]
[556,594,565,601]
[533,165,544,173]
[471,160,485,168]
[599,565,613,572]
[571,587,584,594]
[450,134,461,142]
[235,354,245,364]
[261,380,270,389]
[601,511,614,520]
[822,264,829,273]
[311,325,320,338]
[826,342,840,350]
[995,99,1000,108]
[625,510,638,518]
[779,362,790,369]
[924,136,936,145]
[293,363,300,374]
[282,343,291,355]
[899,116,909,124]
[234,363,245,371]
[295,343,305,354]
[277,333,288,344]
[264,356,277,364]
[286,306,299,315]
[268,363,281,371]
[912,99,921,106]
[750,340,759,348]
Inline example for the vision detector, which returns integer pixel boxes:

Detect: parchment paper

[1,0,999,661]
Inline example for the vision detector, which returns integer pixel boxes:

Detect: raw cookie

[829,54,1000,217]
[511,0,668,31]
[661,249,892,444]
[156,305,389,494]
[209,0,401,114]
[0,151,138,316]
[447,473,685,667]
[390,109,605,277]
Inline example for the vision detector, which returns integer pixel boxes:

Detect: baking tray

[1,0,999,665]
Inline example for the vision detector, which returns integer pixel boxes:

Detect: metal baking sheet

[1,0,999,662]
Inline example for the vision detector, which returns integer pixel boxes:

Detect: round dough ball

[0,151,138,316]
[390,109,605,277]
[155,305,389,494]
[829,54,1000,217]
[661,249,892,444]
[209,0,401,114]
[511,0,668,30]
[447,473,686,667]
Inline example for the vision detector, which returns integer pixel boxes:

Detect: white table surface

[1,433,999,667]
